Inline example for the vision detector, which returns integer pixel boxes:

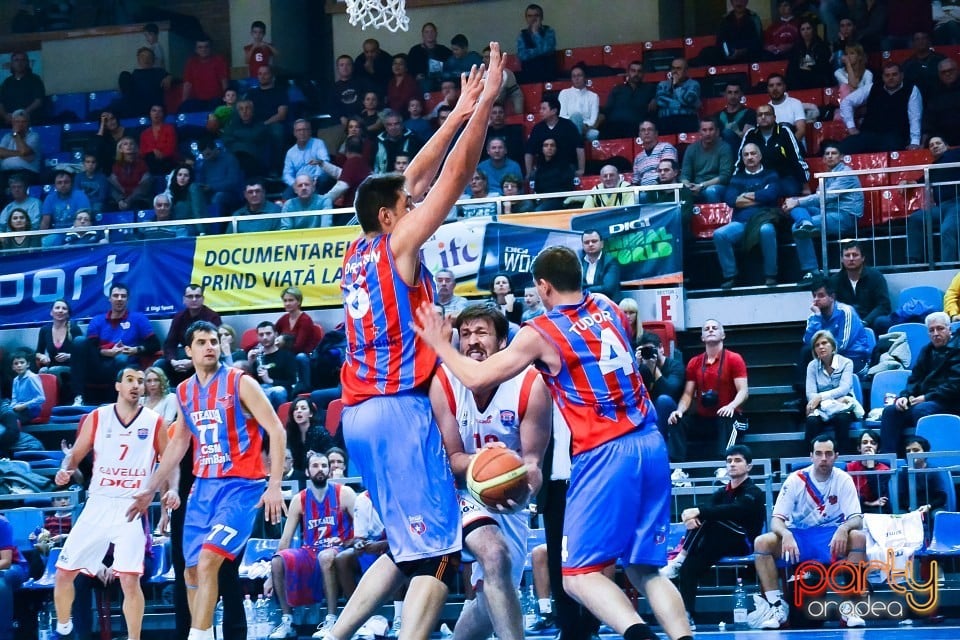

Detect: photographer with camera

[637,331,686,441]
[667,319,749,462]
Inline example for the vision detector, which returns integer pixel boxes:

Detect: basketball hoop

[344,0,409,32]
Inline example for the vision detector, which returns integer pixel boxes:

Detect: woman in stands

[500,174,535,214]
[139,103,178,175]
[358,90,385,138]
[532,137,575,211]
[285,397,337,474]
[846,429,892,514]
[618,297,644,349]
[94,111,128,175]
[834,43,873,109]
[168,163,205,225]
[804,329,858,454]
[558,63,600,141]
[337,117,373,167]
[109,136,152,211]
[217,324,246,367]
[276,286,320,357]
[0,208,39,253]
[141,366,177,424]
[488,272,523,324]
[785,17,833,90]
[35,299,83,405]
[326,446,349,479]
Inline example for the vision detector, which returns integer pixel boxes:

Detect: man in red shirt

[181,37,229,112]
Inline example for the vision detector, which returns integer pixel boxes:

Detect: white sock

[538,598,552,614]
[56,621,74,635]
[281,613,292,623]
[673,551,687,564]
[765,590,782,604]
[188,627,215,640]
[393,600,403,619]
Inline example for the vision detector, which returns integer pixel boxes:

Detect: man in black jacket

[829,240,892,334]
[637,331,686,441]
[737,105,808,196]
[579,229,621,301]
[660,444,766,628]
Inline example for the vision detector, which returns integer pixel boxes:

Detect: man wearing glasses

[157,283,222,384]
[737,104,808,196]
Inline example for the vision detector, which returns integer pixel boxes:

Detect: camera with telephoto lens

[640,345,657,360]
[700,389,719,408]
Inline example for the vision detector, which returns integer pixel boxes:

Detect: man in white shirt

[766,73,806,141]
[839,62,923,154]
[282,119,331,198]
[558,64,600,141]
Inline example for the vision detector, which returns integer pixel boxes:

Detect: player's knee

[118,573,141,592]
[849,530,866,546]
[532,543,547,565]
[754,532,778,553]
[197,550,226,576]
[476,541,511,577]
[54,568,78,586]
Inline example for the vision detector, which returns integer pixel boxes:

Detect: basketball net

[344,0,409,32]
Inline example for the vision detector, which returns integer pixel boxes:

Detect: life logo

[499,410,516,427]
[137,428,148,440]
[409,515,427,536]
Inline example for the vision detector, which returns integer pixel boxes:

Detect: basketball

[467,446,530,510]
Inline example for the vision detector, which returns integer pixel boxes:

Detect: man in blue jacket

[803,277,875,374]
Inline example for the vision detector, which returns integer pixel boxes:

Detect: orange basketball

[467,446,530,510]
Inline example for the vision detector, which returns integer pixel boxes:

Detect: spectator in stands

[580,229,621,301]
[839,62,923,153]
[618,298,643,348]
[63,209,104,246]
[408,22,452,93]
[109,137,152,212]
[738,105,808,197]
[282,119,332,198]
[934,1,960,45]
[903,32,945,101]
[921,59,960,146]
[142,23,165,68]
[231,178,281,233]
[243,20,278,78]
[206,86,237,134]
[0,513,29,638]
[522,286,545,321]
[249,65,290,166]
[138,192,189,240]
[139,104,177,176]
[0,173,40,228]
[357,90,385,138]
[880,312,960,455]
[947,272,960,322]
[317,136,370,224]
[285,398,339,476]
[580,164,636,208]
[458,170,498,218]
[355,38,392,93]
[847,429,892,514]
[802,277,875,375]
[404,97,432,142]
[40,169,91,247]
[661,444,766,629]
[531,138,575,210]
[766,73,807,141]
[910,147,960,262]
[123,47,172,119]
[249,320,298,408]
[329,55,370,129]
[373,111,422,174]
[2,207,38,253]
[0,110,39,182]
[277,286,320,358]
[525,95,584,179]
[217,324,246,367]
[833,43,872,108]
[637,331,685,441]
[158,283,221,385]
[94,111,128,176]
[36,299,82,405]
[195,135,243,220]
[803,329,858,453]
[443,34,483,82]
[223,98,271,177]
[516,3,557,83]
[180,36,230,112]
[631,120,678,187]
[598,60,657,140]
[500,175,534,214]
[713,0,763,64]
[559,64,600,140]
[785,17,834,90]
[897,435,948,523]
[0,51,45,125]
[647,159,694,226]
[764,1,800,60]
[75,153,110,214]
[281,173,332,230]
[715,143,782,289]
[141,366,177,425]
[482,46,524,116]
[386,54,418,117]
[435,268,469,318]
[488,273,522,325]
[784,141,863,281]
[831,240,893,334]
[5,350,44,425]
[668,319,750,461]
[486,103,525,169]
[715,82,756,151]
[750,434,866,630]
[73,282,160,405]
[655,58,701,135]
[478,137,522,195]
[681,118,733,204]
[855,0,889,53]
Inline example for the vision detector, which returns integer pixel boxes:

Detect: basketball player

[268,452,357,639]
[430,304,550,640]
[414,246,693,640]
[323,44,505,640]
[53,367,173,640]
[127,320,286,640]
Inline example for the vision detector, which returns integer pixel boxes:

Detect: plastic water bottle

[37,603,53,640]
[255,594,270,640]
[733,578,749,629]
[521,585,538,629]
[244,594,256,640]
[214,597,224,640]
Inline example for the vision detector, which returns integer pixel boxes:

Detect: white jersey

[773,464,862,529]
[436,363,540,456]
[354,490,386,541]
[87,404,163,498]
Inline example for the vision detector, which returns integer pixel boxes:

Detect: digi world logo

[793,550,939,620]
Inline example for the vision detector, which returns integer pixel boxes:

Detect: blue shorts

[183,476,265,567]
[793,525,839,565]
[562,425,670,575]
[342,393,460,562]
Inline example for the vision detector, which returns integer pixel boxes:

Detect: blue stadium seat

[916,414,960,468]
[33,125,63,156]
[22,547,62,590]
[62,120,101,134]
[896,286,944,315]
[176,112,209,129]
[888,323,928,369]
[147,541,173,584]
[866,369,912,428]
[3,507,44,554]
[44,151,81,169]
[88,90,121,114]
[137,209,156,223]
[917,511,960,557]
[50,92,88,121]
[238,538,279,578]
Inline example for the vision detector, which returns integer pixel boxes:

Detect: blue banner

[0,241,195,327]
[476,223,583,291]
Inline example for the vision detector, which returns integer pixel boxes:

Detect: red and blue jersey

[299,484,354,549]
[177,365,265,479]
[526,293,655,455]
[340,233,437,405]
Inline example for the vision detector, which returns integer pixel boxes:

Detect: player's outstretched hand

[412,301,449,351]
[161,489,181,511]
[452,64,485,119]
[481,42,505,100]
[258,483,287,525]
[126,489,154,522]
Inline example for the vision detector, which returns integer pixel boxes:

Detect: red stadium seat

[806,120,848,157]
[277,401,291,426]
[32,374,58,424]
[240,328,259,352]
[748,61,789,89]
[603,43,644,71]
[742,93,770,110]
[683,36,716,64]
[882,149,934,222]
[587,138,634,163]
[676,131,701,146]
[543,80,571,93]
[577,175,603,191]
[690,203,732,239]
[642,38,685,73]
[520,83,544,113]
[521,113,537,139]
[842,152,890,227]
[589,75,625,104]
[700,96,729,117]
[806,156,828,194]
[789,88,825,108]
[559,46,604,72]
[821,86,841,108]
[424,90,443,111]
[325,398,344,436]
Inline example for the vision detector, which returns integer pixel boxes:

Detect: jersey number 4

[598,328,633,376]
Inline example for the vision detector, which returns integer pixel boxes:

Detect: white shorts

[458,489,528,588]
[56,494,147,576]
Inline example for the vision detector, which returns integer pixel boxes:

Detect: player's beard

[310,474,327,489]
